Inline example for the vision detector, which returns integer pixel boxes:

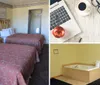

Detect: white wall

[12,4,49,44]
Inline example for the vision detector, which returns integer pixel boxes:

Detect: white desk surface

[60,0,100,43]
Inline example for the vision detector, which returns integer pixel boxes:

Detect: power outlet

[53,49,59,54]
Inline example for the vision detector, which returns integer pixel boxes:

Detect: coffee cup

[75,0,92,16]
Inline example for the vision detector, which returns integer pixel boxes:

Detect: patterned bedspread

[0,44,38,85]
[6,33,45,53]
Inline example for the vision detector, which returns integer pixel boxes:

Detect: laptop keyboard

[50,6,71,30]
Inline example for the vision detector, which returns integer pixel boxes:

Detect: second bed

[6,33,45,53]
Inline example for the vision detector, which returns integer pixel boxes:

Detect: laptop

[50,0,81,43]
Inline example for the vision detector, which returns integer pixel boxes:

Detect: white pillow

[2,28,15,35]
[1,29,11,37]
[8,28,15,35]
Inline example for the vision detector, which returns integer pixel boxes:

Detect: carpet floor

[87,79,100,85]
[29,44,49,85]
[50,78,72,85]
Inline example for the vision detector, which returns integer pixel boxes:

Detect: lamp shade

[36,28,40,34]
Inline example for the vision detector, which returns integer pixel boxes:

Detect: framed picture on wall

[0,8,6,19]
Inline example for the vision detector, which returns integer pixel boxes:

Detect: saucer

[75,0,92,16]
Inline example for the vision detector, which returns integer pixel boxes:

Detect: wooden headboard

[0,19,10,30]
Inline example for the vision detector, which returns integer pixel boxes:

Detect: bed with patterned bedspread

[0,44,38,85]
[6,33,45,53]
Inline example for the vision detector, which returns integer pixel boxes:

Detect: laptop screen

[50,0,61,5]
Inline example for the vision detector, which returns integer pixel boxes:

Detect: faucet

[74,65,78,68]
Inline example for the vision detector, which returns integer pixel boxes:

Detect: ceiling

[0,0,48,7]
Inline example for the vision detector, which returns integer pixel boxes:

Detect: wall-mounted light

[53,49,59,54]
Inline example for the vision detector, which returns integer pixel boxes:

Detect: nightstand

[0,38,3,43]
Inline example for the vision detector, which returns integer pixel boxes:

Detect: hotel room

[0,0,49,85]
